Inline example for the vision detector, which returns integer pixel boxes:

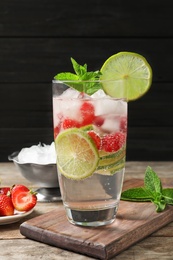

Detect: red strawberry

[54,125,60,139]
[11,185,37,212]
[0,187,11,195]
[88,130,101,150]
[80,102,95,126]
[0,194,14,216]
[120,117,127,133]
[102,132,126,152]
[93,116,104,127]
[63,118,80,129]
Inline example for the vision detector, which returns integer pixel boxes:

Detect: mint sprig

[121,166,173,212]
[54,58,102,95]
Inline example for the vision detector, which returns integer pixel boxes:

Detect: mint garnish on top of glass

[121,166,173,212]
[54,58,102,95]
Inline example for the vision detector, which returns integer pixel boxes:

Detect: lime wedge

[55,128,99,180]
[100,52,152,101]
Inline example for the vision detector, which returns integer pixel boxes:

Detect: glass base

[65,206,117,227]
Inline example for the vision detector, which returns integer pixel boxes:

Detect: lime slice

[100,52,152,101]
[55,128,99,180]
[96,158,125,175]
[98,146,126,168]
[80,124,94,131]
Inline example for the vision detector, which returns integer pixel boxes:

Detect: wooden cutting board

[20,179,173,260]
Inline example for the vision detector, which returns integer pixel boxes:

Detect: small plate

[0,208,34,225]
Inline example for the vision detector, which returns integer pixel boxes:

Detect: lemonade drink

[53,81,127,226]
[52,52,152,226]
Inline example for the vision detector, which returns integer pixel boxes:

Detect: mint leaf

[71,57,87,76]
[71,58,101,81]
[54,58,102,95]
[121,187,153,202]
[121,166,173,213]
[154,199,167,212]
[144,166,162,195]
[54,72,79,81]
[162,188,173,205]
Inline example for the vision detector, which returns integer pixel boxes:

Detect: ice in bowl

[8,143,61,202]
[17,142,56,164]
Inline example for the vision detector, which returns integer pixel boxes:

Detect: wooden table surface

[1,161,173,260]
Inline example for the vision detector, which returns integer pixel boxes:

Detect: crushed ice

[17,142,56,164]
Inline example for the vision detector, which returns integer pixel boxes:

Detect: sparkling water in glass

[52,80,127,227]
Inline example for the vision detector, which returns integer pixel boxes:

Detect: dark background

[0,0,173,162]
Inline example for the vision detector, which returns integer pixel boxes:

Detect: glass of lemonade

[52,52,152,227]
[52,80,127,226]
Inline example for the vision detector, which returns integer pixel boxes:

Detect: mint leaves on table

[54,58,102,95]
[121,166,173,212]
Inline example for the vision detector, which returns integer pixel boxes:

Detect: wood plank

[0,38,172,82]
[1,0,173,165]
[0,239,87,260]
[0,83,52,111]
[1,0,173,37]
[151,222,173,237]
[20,179,173,260]
[1,162,173,259]
[1,237,173,260]
[126,127,173,161]
[113,237,173,260]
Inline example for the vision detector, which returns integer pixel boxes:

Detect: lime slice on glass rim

[55,128,99,180]
[100,52,152,101]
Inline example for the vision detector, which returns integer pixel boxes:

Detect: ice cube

[115,100,127,116]
[61,88,91,100]
[91,89,107,98]
[100,116,120,133]
[60,88,81,98]
[53,88,89,121]
[17,142,56,164]
[53,97,82,121]
[94,98,127,117]
[93,98,117,116]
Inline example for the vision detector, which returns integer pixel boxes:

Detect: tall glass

[52,80,127,227]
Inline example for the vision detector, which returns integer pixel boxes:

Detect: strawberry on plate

[11,185,37,212]
[0,187,11,195]
[0,194,14,216]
